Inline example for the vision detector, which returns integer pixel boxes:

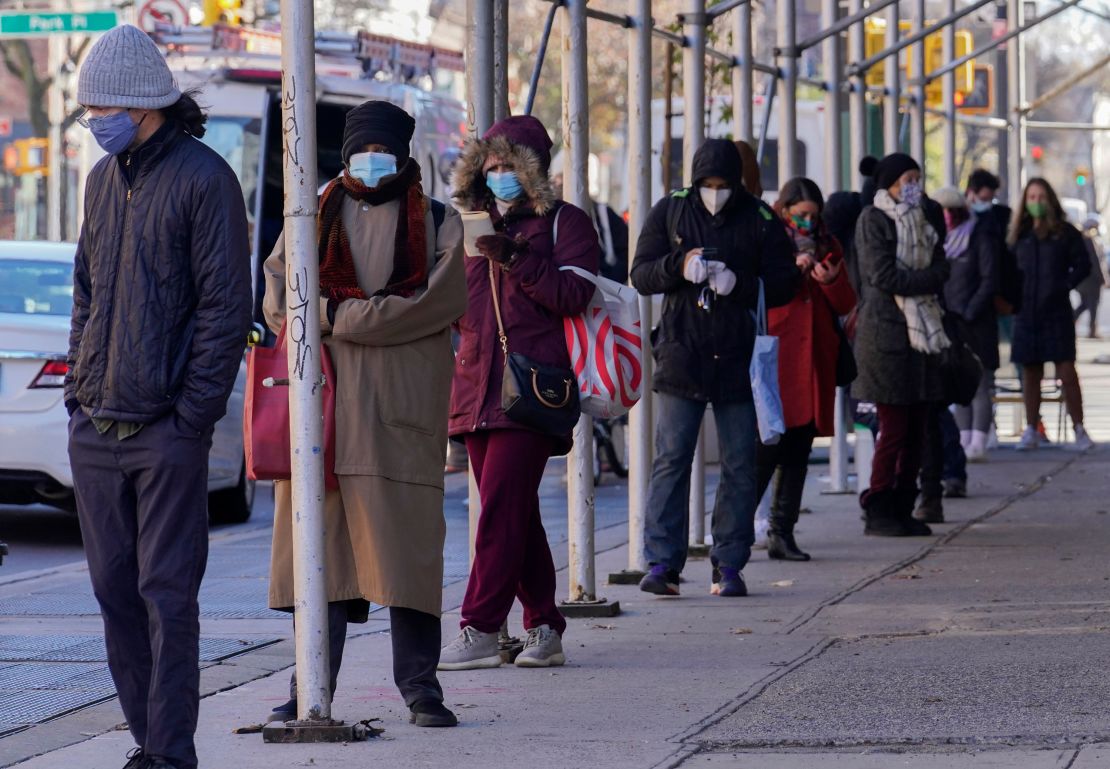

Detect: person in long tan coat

[262,101,467,728]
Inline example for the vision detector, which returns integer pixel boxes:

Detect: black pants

[290,603,444,708]
[920,404,964,500]
[755,424,817,533]
[69,410,212,769]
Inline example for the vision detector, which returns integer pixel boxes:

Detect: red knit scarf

[317,158,429,301]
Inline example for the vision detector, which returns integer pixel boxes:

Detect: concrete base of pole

[262,719,370,743]
[607,569,646,585]
[559,598,622,618]
[686,543,710,559]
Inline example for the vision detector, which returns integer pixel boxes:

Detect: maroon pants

[462,430,567,635]
[871,403,929,493]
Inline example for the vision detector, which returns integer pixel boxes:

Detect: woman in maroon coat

[439,115,600,671]
[758,177,856,561]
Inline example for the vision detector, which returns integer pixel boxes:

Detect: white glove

[708,264,738,296]
[683,253,708,284]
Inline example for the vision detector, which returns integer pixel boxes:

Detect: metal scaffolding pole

[848,0,868,179]
[561,0,617,617]
[1006,0,1023,195]
[617,0,654,582]
[778,0,799,182]
[734,0,754,143]
[883,0,901,154]
[493,0,510,122]
[943,0,957,186]
[683,0,708,550]
[910,0,926,162]
[822,0,843,191]
[466,0,495,136]
[263,0,361,744]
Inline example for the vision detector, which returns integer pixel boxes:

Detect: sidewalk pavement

[8,435,1110,768]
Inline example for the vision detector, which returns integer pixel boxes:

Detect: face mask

[1026,201,1047,219]
[699,187,732,216]
[89,110,140,156]
[969,199,993,214]
[348,151,397,188]
[486,170,524,202]
[899,181,923,207]
[790,215,815,232]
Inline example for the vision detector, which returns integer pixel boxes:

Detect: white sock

[959,430,972,450]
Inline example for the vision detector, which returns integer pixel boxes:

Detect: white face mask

[700,187,732,216]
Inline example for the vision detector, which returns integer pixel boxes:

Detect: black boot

[896,486,933,535]
[913,493,944,523]
[861,489,912,537]
[768,527,811,561]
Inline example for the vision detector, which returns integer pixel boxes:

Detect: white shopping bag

[750,279,784,445]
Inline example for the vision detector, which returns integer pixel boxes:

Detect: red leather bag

[243,323,338,489]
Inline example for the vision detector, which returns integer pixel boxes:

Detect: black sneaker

[638,564,680,596]
[267,697,297,723]
[121,748,145,769]
[145,757,178,769]
[410,699,458,727]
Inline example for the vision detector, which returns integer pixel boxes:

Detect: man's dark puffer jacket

[630,138,797,404]
[65,124,253,433]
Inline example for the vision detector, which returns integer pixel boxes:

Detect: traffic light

[2,138,49,176]
[1076,167,1089,186]
[202,0,241,25]
[1031,145,1044,162]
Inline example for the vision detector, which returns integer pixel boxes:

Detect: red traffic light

[1031,145,1044,161]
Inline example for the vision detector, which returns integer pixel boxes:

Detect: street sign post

[0,11,118,37]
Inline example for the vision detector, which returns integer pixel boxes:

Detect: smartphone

[701,247,718,259]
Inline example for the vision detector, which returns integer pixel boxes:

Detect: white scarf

[873,190,950,354]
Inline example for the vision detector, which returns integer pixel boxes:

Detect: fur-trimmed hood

[452,133,558,216]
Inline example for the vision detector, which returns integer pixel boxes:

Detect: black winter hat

[874,152,921,190]
[342,100,416,165]
[691,139,744,189]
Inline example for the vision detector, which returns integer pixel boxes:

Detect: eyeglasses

[75,108,129,129]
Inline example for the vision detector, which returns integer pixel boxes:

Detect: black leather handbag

[489,262,581,435]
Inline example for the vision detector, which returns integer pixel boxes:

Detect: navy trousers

[69,410,212,769]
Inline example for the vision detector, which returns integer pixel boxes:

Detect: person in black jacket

[852,153,950,538]
[1009,178,1094,451]
[65,26,252,769]
[630,138,796,598]
[935,186,999,463]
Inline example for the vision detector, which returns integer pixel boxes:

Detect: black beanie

[874,152,921,190]
[342,100,415,166]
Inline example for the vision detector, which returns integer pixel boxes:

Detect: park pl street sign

[0,11,118,37]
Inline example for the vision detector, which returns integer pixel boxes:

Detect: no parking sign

[138,0,187,32]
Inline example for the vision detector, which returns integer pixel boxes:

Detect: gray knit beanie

[78,25,180,109]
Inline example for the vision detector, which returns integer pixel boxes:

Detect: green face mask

[1026,201,1047,219]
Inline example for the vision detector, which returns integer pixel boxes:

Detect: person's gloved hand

[476,233,529,264]
[683,249,708,284]
[706,260,738,296]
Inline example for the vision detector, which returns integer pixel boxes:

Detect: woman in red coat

[759,177,857,561]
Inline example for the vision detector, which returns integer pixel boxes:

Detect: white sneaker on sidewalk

[1016,425,1039,451]
[1073,424,1095,452]
[515,624,565,668]
[438,626,502,670]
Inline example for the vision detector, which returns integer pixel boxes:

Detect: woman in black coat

[852,153,949,538]
[1009,178,1093,451]
[935,187,999,461]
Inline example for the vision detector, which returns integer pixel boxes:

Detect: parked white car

[0,241,254,523]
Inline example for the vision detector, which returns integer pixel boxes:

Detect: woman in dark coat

[759,177,856,561]
[935,186,999,462]
[852,153,950,537]
[441,115,600,671]
[1009,178,1094,451]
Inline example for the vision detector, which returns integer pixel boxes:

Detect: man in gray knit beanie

[68,23,251,769]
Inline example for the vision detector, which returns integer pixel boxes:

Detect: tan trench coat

[263,191,466,618]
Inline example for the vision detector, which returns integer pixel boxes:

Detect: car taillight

[30,360,68,389]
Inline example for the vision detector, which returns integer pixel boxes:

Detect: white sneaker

[515,624,565,668]
[1073,424,1095,452]
[437,626,502,671]
[1016,425,1039,451]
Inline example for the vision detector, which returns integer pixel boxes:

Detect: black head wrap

[342,100,416,165]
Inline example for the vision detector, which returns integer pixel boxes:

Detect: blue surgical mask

[486,170,524,202]
[900,181,923,207]
[348,151,397,188]
[969,200,993,214]
[88,110,141,156]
